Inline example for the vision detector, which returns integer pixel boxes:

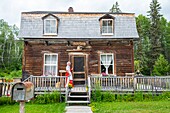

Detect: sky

[0,0,169,28]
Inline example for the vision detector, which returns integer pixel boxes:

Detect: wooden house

[18,7,139,85]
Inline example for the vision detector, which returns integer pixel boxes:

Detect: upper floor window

[44,19,57,34]
[42,13,60,35]
[43,53,58,76]
[99,14,115,35]
[102,19,113,35]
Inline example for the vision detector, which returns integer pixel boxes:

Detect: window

[44,19,57,34]
[43,53,58,76]
[42,13,60,35]
[102,19,114,35]
[100,54,114,75]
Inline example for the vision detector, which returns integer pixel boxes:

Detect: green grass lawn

[90,101,170,113]
[0,103,65,113]
[0,101,170,113]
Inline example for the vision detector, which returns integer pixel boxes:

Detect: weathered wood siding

[23,40,134,76]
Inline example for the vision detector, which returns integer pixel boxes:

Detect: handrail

[88,76,91,101]
[65,76,70,102]
[23,75,32,82]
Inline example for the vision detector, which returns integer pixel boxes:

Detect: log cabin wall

[23,39,134,76]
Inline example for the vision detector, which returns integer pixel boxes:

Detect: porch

[1,75,170,96]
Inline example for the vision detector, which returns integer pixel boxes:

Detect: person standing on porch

[66,61,73,88]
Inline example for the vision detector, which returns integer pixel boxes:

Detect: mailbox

[12,82,34,102]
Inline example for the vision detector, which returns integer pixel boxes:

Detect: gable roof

[18,11,139,39]
[42,13,60,21]
[99,14,115,21]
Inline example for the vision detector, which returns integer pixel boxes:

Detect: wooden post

[20,102,25,113]
[133,77,136,92]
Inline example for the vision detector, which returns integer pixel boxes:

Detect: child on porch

[66,61,73,88]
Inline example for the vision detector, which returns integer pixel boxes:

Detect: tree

[153,54,170,76]
[147,0,163,75]
[165,22,170,62]
[0,19,23,72]
[109,1,121,13]
[135,15,151,75]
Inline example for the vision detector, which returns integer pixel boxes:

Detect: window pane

[45,27,50,33]
[107,55,112,64]
[51,66,56,76]
[102,26,107,33]
[101,55,106,64]
[46,20,50,26]
[108,20,112,26]
[45,55,51,64]
[102,20,107,26]
[51,55,57,64]
[50,26,56,33]
[108,26,112,33]
[108,64,113,74]
[50,20,56,25]
[45,66,51,75]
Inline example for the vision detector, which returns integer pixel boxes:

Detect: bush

[161,92,170,100]
[102,92,115,102]
[91,80,102,102]
[123,94,134,102]
[116,93,123,102]
[153,54,170,76]
[0,97,16,105]
[143,92,153,101]
[0,69,22,79]
[134,92,143,101]
[31,91,61,104]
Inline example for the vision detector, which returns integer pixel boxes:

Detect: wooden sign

[72,42,86,46]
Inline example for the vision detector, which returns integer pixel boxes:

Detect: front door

[72,55,86,86]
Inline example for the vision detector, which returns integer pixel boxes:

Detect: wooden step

[73,79,86,81]
[66,100,90,104]
[68,95,89,98]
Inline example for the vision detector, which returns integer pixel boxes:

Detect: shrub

[116,93,123,102]
[0,97,16,105]
[143,92,153,101]
[91,80,102,102]
[32,91,61,104]
[102,92,115,102]
[123,94,134,102]
[134,91,143,101]
[161,92,170,100]
[153,54,170,76]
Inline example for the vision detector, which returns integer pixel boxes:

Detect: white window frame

[100,53,114,74]
[44,19,57,35]
[43,53,58,76]
[101,19,114,35]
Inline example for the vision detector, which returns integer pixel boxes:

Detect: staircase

[66,86,90,105]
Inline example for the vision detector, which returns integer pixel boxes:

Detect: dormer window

[102,19,113,35]
[99,14,115,35]
[42,13,60,35]
[44,19,57,34]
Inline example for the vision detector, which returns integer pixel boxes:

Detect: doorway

[71,55,86,86]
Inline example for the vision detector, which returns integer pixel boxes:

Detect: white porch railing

[1,75,170,97]
[24,75,67,93]
[135,76,170,91]
[90,76,170,92]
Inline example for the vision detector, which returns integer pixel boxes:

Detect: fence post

[30,75,33,82]
[133,76,136,92]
